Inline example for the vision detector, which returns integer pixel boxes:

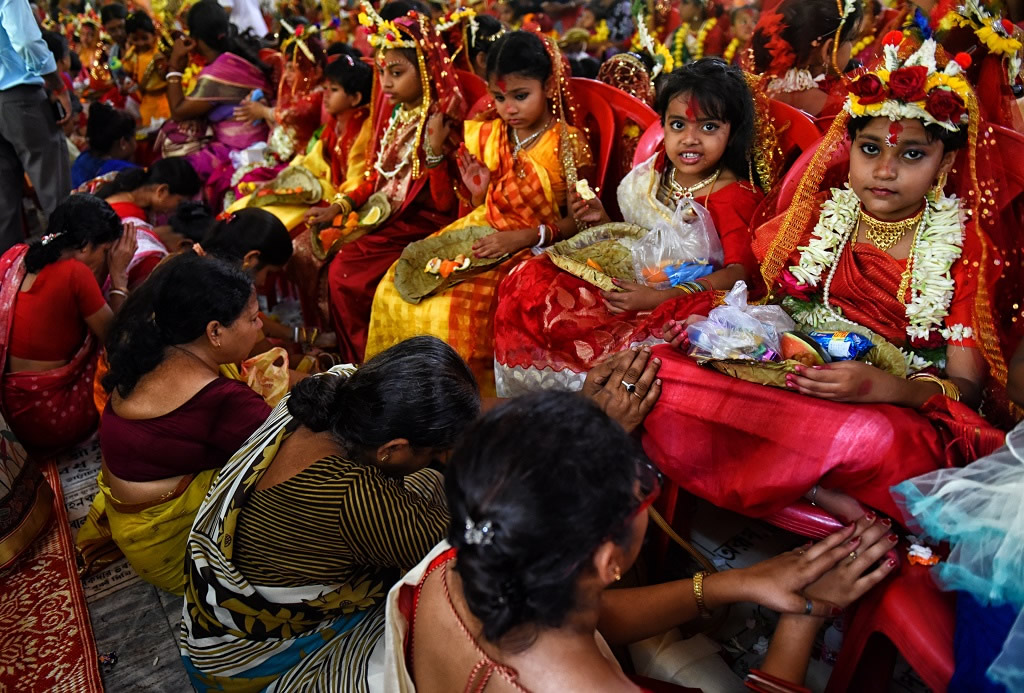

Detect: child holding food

[364,30,593,394]
[491,58,764,395]
[645,36,1006,524]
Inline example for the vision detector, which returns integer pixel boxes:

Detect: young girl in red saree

[325,6,466,363]
[365,30,593,395]
[643,37,1008,523]
[493,59,764,395]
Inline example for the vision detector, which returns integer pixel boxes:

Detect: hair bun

[286,371,347,432]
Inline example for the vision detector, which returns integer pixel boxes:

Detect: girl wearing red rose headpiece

[643,36,1018,527]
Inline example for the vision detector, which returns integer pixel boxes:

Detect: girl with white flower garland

[645,35,1006,525]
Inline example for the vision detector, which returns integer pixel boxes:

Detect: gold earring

[933,172,948,197]
[613,567,621,582]
[380,453,390,463]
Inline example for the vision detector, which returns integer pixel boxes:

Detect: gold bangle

[330,194,353,211]
[692,570,712,619]
[908,372,961,402]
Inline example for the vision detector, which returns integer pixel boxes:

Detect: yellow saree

[365,119,590,394]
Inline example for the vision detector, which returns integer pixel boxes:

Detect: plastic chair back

[633,120,664,167]
[569,78,618,192]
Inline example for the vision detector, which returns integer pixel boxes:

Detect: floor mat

[0,458,102,692]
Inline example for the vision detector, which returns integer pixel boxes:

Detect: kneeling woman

[180,336,480,691]
[644,38,1006,523]
[386,392,898,691]
[0,195,133,452]
[76,254,271,594]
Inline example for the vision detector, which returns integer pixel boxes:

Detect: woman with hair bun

[76,253,270,595]
[71,102,138,188]
[386,385,901,692]
[180,336,480,691]
[0,195,134,451]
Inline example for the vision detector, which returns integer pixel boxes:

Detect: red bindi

[497,78,507,92]
[886,120,903,148]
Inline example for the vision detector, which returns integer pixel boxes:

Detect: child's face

[663,93,731,182]
[129,30,156,53]
[378,50,423,106]
[488,73,549,133]
[325,80,360,116]
[499,6,514,24]
[578,9,596,30]
[104,18,127,47]
[732,10,758,43]
[849,117,954,220]
[81,24,97,45]
[679,0,702,24]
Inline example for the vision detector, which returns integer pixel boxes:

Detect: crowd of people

[1,0,1023,690]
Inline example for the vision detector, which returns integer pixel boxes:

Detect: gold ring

[847,550,858,561]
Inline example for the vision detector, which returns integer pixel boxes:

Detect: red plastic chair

[633,120,664,167]
[826,563,955,693]
[569,77,617,192]
[769,99,823,155]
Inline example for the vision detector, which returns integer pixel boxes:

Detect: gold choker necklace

[859,205,925,251]
[667,168,721,201]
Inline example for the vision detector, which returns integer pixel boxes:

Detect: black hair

[751,0,863,74]
[86,102,136,155]
[447,392,647,650]
[379,0,430,20]
[41,29,67,62]
[326,42,363,60]
[287,336,480,458]
[486,30,551,83]
[846,116,968,152]
[94,158,201,199]
[467,15,504,62]
[103,254,254,397]
[187,1,271,77]
[24,195,122,273]
[200,208,293,268]
[100,3,127,25]
[125,10,156,35]
[169,201,215,243]
[69,49,82,74]
[568,55,600,79]
[324,51,373,107]
[655,58,758,185]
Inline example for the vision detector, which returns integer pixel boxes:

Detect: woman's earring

[613,567,622,582]
[380,453,390,464]
[933,172,948,197]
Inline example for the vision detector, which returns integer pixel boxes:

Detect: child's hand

[304,203,346,226]
[471,229,535,258]
[662,319,689,350]
[601,279,669,314]
[570,190,609,226]
[785,361,901,404]
[457,145,490,201]
[234,99,270,123]
[426,112,450,158]
[801,513,899,611]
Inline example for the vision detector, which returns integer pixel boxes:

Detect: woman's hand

[426,112,450,159]
[785,361,902,403]
[601,279,669,314]
[234,97,272,123]
[471,229,535,259]
[569,189,610,226]
[169,35,195,72]
[107,223,138,290]
[456,146,490,203]
[718,515,888,617]
[304,202,346,226]
[581,346,662,434]
[802,514,899,610]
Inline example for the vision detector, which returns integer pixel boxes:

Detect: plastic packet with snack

[631,198,724,289]
[808,330,874,361]
[685,282,795,361]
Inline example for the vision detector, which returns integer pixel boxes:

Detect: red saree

[640,204,1004,521]
[493,168,763,395]
[0,246,99,452]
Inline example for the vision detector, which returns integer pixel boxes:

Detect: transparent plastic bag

[685,282,796,361]
[631,198,725,289]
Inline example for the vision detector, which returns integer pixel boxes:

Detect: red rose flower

[778,269,813,301]
[910,331,945,349]
[926,88,966,123]
[888,66,929,102]
[882,30,904,47]
[849,74,887,104]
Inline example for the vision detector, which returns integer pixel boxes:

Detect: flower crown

[845,35,973,132]
[933,0,1022,80]
[631,9,673,77]
[357,1,416,50]
[280,20,319,62]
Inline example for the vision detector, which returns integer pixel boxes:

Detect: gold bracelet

[330,193,353,211]
[908,372,961,402]
[692,570,712,619]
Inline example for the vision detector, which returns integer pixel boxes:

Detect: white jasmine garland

[788,187,966,343]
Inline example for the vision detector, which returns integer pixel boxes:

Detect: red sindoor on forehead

[496,78,507,92]
[886,120,904,147]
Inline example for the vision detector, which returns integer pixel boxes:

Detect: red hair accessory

[953,52,972,69]
[1000,18,1016,34]
[882,30,904,47]
[757,12,795,74]
[216,210,235,222]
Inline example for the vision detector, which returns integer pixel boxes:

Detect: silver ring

[804,598,814,616]
[621,380,637,394]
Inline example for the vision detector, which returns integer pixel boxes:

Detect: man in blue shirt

[0,0,72,252]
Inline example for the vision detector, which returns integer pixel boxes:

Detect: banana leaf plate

[246,166,323,208]
[545,222,646,292]
[310,192,392,261]
[394,225,510,304]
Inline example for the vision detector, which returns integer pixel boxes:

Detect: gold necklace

[859,205,925,252]
[666,168,721,201]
